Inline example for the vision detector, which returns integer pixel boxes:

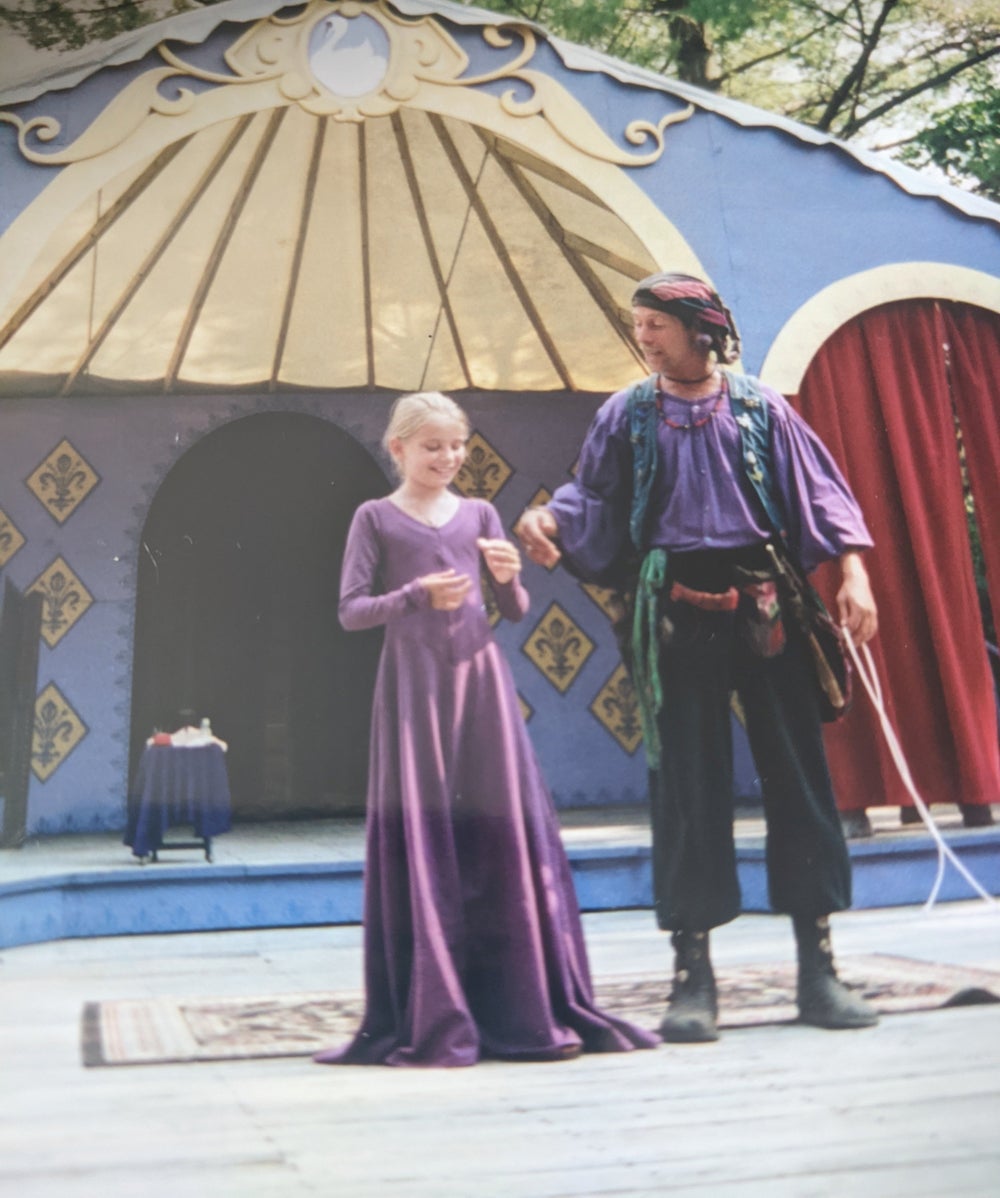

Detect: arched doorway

[129,411,387,820]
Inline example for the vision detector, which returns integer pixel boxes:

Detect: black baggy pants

[648,552,852,932]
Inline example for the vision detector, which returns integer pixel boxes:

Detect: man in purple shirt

[516,272,880,1042]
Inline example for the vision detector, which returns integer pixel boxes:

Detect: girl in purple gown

[314,392,659,1067]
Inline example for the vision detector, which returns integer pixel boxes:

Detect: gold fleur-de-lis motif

[26,438,100,524]
[581,581,618,618]
[523,602,594,693]
[32,682,87,781]
[0,508,26,567]
[28,557,94,647]
[590,664,642,754]
[454,432,512,501]
[536,617,580,678]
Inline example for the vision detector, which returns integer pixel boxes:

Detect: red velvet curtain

[793,300,1000,812]
[945,304,1000,631]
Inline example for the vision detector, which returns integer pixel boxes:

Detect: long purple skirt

[315,499,659,1067]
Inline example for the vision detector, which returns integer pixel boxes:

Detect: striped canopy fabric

[0,105,656,396]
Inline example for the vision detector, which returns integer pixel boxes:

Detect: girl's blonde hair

[382,391,470,461]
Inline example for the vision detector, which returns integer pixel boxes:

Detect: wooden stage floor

[1,900,999,1197]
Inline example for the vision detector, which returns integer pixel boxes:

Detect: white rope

[842,632,998,912]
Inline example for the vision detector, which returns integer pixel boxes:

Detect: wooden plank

[1,913,998,1198]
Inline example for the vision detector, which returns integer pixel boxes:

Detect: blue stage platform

[2,808,998,949]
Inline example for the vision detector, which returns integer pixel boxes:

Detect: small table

[124,742,232,862]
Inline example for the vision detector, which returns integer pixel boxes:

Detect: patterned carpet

[81,955,1000,1067]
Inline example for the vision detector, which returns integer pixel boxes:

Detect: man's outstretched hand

[514,507,562,568]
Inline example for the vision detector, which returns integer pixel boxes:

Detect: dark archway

[130,411,387,820]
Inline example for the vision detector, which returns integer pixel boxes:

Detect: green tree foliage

[0,1,198,51]
[469,0,1000,195]
[896,69,1000,200]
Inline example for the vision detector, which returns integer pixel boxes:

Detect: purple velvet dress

[314,496,658,1067]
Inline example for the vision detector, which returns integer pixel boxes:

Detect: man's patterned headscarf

[631,272,741,364]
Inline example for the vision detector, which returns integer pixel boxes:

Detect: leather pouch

[738,579,786,658]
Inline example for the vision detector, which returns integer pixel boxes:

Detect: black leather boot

[794,915,879,1029]
[659,930,719,1043]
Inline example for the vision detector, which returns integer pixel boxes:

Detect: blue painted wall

[0,384,762,832]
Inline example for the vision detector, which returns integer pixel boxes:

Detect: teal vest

[626,369,786,551]
[624,369,787,769]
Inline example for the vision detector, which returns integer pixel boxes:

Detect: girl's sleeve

[545,392,634,585]
[768,392,874,573]
[481,503,530,623]
[338,504,429,631]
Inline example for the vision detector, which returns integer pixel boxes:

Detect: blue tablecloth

[124,743,232,858]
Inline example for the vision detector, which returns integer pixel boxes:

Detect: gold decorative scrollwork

[0,0,692,168]
[0,66,207,165]
[481,69,693,166]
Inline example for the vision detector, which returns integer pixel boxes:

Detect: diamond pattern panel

[522,601,594,693]
[581,581,618,618]
[0,507,26,567]
[32,682,88,781]
[28,556,94,648]
[589,663,642,755]
[26,438,100,524]
[455,431,512,501]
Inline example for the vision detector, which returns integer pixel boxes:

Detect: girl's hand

[477,537,521,585]
[420,569,472,611]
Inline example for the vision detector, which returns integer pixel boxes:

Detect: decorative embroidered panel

[522,600,594,693]
[28,556,95,648]
[590,664,642,755]
[32,682,88,782]
[25,439,100,524]
[581,581,618,618]
[455,431,512,501]
[0,507,25,567]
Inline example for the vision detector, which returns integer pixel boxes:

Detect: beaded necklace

[655,384,726,430]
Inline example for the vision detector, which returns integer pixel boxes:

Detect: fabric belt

[629,544,776,770]
[669,581,740,611]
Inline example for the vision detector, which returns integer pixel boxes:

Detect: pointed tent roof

[0,0,692,395]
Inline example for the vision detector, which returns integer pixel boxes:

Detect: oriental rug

[80,954,1000,1068]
